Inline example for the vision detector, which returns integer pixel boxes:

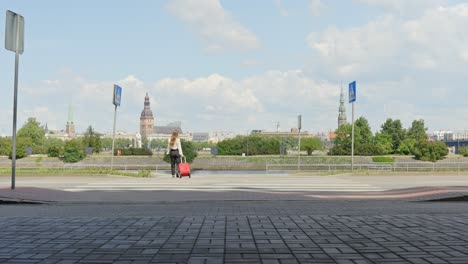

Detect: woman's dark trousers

[170,149,181,177]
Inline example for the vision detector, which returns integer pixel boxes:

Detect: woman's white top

[166,138,183,156]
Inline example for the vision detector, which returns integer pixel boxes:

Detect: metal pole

[246,130,249,156]
[351,102,355,172]
[277,122,280,157]
[298,128,301,170]
[11,16,21,190]
[111,105,117,170]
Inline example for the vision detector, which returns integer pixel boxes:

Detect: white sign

[5,10,24,54]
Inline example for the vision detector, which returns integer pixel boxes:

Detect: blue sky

[0,0,468,136]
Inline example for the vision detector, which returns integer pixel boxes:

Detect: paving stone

[0,214,467,263]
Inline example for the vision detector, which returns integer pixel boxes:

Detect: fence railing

[3,161,468,174]
[0,163,171,172]
[266,162,468,174]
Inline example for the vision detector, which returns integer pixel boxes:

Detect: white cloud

[167,0,260,53]
[154,74,263,113]
[307,3,468,78]
[307,15,402,77]
[356,0,447,17]
[3,64,468,136]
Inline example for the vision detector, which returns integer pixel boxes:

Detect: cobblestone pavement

[1,173,468,263]
[1,210,468,263]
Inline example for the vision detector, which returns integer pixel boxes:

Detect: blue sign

[113,85,122,106]
[349,81,356,103]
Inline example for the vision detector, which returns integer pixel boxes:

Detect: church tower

[140,93,154,138]
[66,102,76,138]
[338,84,347,127]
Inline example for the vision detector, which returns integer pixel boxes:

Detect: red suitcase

[177,157,191,178]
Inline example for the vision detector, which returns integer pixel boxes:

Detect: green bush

[413,140,448,162]
[218,135,280,156]
[372,156,395,163]
[47,145,63,158]
[35,157,43,163]
[63,139,86,163]
[459,146,468,157]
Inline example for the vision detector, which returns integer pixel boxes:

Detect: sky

[0,0,468,136]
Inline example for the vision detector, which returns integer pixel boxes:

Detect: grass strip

[0,168,151,177]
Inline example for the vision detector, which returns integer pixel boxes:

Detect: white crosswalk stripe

[63,174,386,192]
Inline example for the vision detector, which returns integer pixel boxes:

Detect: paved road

[1,173,468,203]
[1,173,468,263]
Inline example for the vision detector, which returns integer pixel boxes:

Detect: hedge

[114,148,153,156]
[372,156,395,163]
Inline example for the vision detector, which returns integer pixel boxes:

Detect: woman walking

[167,130,184,178]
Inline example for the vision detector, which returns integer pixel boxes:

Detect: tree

[397,138,416,155]
[101,138,113,150]
[407,119,428,142]
[63,139,86,163]
[330,123,352,155]
[301,137,323,155]
[355,117,373,146]
[380,119,406,153]
[8,137,32,159]
[142,137,149,149]
[17,117,46,152]
[0,137,12,156]
[330,117,386,156]
[115,138,133,148]
[82,126,102,154]
[192,141,217,151]
[150,139,167,150]
[374,132,393,155]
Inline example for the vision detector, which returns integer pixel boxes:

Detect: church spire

[338,82,347,127]
[66,100,76,138]
[67,101,74,125]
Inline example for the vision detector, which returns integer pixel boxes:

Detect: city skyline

[1,0,468,136]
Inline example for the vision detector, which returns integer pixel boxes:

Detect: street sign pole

[111,85,122,171]
[111,105,117,170]
[5,11,25,190]
[11,34,19,190]
[349,81,357,173]
[351,102,355,172]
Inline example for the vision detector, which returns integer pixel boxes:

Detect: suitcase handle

[180,156,186,163]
